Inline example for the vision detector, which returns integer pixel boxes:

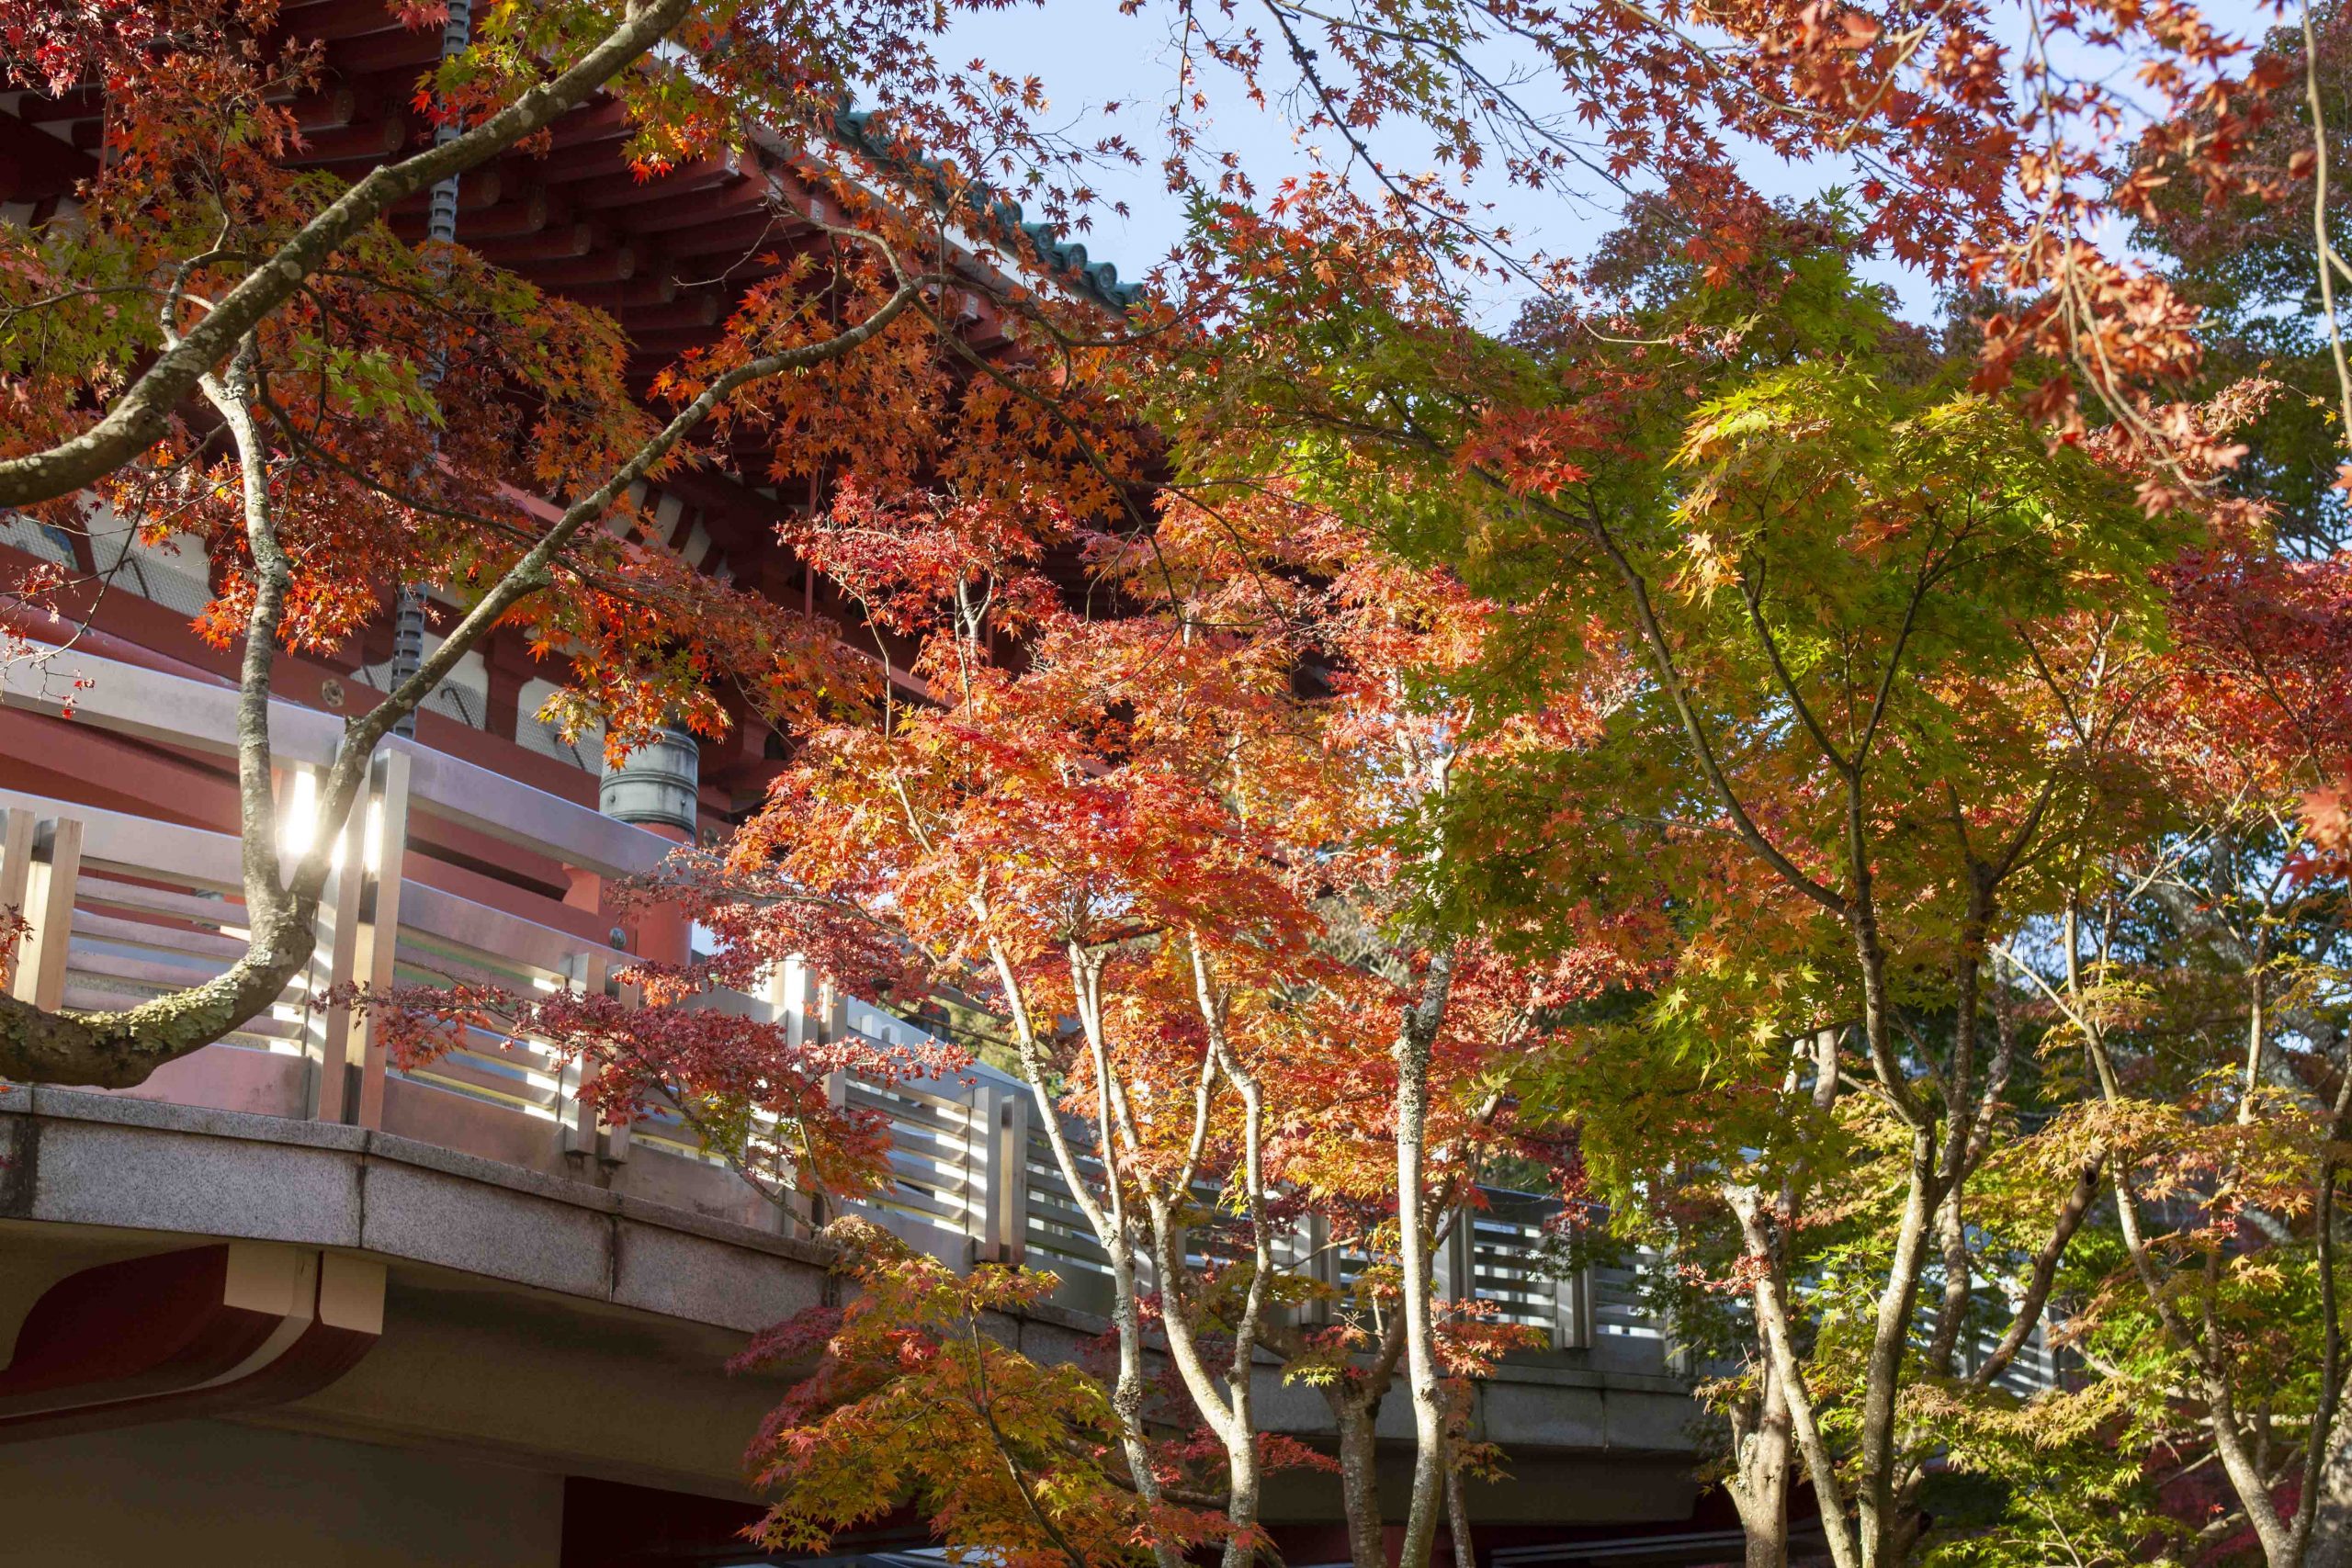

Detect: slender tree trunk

[1143,1193,1270,1568]
[1147,942,1281,1568]
[1394,945,1459,1568]
[1730,1028,1837,1568]
[991,938,1186,1568]
[1102,1155,1186,1564]
[1924,915,1995,1382]
[1843,890,1945,1568]
[2308,1415,2352,1568]
[1847,1125,1939,1567]
[1922,1184,1972,1378]
[1729,1186,1862,1568]
[1108,1245,1184,1568]
[1445,1438,1477,1568]
[1301,1309,1408,1568]
[1216,1048,1279,1568]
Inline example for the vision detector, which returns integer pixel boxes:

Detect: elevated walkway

[0,647,1708,1566]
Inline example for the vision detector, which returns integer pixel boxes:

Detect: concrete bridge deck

[0,1086,1710,1566]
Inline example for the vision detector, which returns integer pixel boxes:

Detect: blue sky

[944,0,2295,328]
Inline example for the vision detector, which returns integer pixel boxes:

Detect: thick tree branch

[0,276,922,1089]
[0,0,697,508]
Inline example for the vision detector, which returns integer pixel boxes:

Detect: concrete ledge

[0,1087,1698,1452]
[0,1088,820,1334]
[6,1082,366,1151]
[363,1122,624,1213]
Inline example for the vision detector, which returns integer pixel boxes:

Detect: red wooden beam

[658,212,799,262]
[289,87,362,130]
[618,292,725,333]
[12,86,102,126]
[565,157,740,209]
[280,0,416,40]
[567,273,681,310]
[0,1243,383,1445]
[617,175,784,235]
[390,164,505,214]
[543,97,636,151]
[620,325,718,358]
[522,246,641,288]
[517,136,653,184]
[388,186,549,243]
[468,220,601,265]
[284,116,408,167]
[0,115,99,203]
[327,26,446,74]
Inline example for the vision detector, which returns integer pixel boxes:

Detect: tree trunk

[1331,1388,1389,1568]
[1445,1441,1477,1568]
[1109,1237,1188,1568]
[1854,1127,1939,1567]
[2308,1415,2352,1568]
[1394,946,1458,1568]
[1732,1359,1794,1568]
[1729,1186,1861,1568]
[997,941,1186,1568]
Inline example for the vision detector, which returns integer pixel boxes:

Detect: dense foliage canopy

[5,0,2352,1565]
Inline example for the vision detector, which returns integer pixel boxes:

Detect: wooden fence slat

[354,751,413,1131]
[11,815,80,1010]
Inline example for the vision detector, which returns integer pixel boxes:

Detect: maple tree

[1900,10,2352,1563]
[618,467,1623,1568]
[1951,544,2352,1568]
[697,145,2333,1568]
[1162,191,2237,1568]
[740,1218,1218,1568]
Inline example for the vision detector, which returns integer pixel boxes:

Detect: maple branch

[1556,485,1849,918]
[1956,973,2020,1182]
[1105,942,1267,1512]
[1853,530,1949,769]
[1994,772,2064,886]
[964,1315,1093,1568]
[1736,558,1853,778]
[193,324,300,910]
[1967,1154,2102,1390]
[0,0,698,509]
[1253,0,1533,294]
[2305,0,2352,450]
[0,274,921,1089]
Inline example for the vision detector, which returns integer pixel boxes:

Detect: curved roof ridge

[830,106,1149,315]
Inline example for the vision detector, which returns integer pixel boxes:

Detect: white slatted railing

[0,773,1661,1354]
